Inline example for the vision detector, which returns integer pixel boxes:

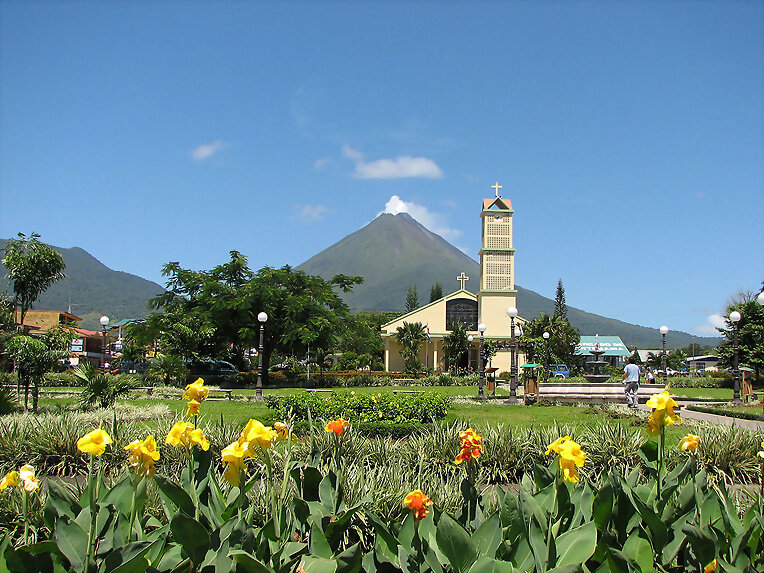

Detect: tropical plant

[146,354,188,386]
[1,233,66,327]
[523,312,580,366]
[716,290,764,380]
[75,363,139,409]
[395,321,427,373]
[443,322,469,371]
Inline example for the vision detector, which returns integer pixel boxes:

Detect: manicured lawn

[670,387,735,401]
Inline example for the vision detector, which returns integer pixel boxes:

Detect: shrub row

[686,404,764,421]
[265,390,450,424]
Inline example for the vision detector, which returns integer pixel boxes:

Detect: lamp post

[255,312,268,401]
[478,323,486,399]
[757,292,764,420]
[99,315,109,370]
[659,325,669,385]
[730,311,742,405]
[506,307,518,403]
[543,331,550,383]
[467,335,473,371]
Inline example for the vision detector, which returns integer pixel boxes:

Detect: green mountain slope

[297,213,719,349]
[1,239,163,330]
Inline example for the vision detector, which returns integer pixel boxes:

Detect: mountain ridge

[297,213,720,349]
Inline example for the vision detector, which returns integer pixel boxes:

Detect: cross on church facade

[491,181,502,198]
[456,272,469,290]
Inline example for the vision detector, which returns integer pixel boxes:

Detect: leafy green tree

[5,326,72,410]
[405,285,419,313]
[429,282,443,303]
[715,291,764,379]
[553,279,568,322]
[443,322,469,371]
[140,253,363,385]
[394,321,426,373]
[2,233,66,326]
[645,349,686,371]
[523,312,580,367]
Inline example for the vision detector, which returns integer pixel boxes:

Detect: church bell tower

[477,182,517,335]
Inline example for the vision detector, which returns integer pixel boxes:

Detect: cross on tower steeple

[456,272,470,290]
[491,181,502,198]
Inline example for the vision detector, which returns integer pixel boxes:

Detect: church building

[381,183,525,373]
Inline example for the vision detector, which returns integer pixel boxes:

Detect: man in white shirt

[622,357,641,408]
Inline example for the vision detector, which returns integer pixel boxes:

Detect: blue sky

[1,1,762,338]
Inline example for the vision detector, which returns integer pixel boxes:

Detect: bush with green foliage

[266,390,450,424]
[75,364,140,409]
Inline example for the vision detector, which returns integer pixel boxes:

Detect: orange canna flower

[403,489,433,520]
[325,418,349,435]
[454,428,484,465]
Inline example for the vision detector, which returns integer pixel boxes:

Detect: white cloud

[190,140,226,161]
[341,145,443,179]
[380,195,462,241]
[354,155,443,179]
[342,144,364,160]
[293,204,329,223]
[314,158,331,169]
[694,313,726,336]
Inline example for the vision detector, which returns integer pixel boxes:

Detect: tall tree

[553,279,568,322]
[715,290,764,380]
[405,285,419,313]
[522,312,580,368]
[429,282,443,303]
[2,233,66,327]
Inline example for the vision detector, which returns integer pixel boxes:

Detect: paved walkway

[637,402,764,432]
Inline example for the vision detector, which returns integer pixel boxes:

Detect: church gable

[380,289,477,334]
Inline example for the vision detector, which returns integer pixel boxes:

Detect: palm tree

[443,322,469,371]
[394,322,426,373]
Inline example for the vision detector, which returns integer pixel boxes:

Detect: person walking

[622,357,641,408]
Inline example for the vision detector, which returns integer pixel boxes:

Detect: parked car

[187,360,240,385]
[548,364,570,378]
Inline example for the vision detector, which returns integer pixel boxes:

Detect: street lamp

[478,323,486,399]
[99,315,109,370]
[506,307,518,403]
[255,312,268,401]
[543,331,550,383]
[730,311,742,405]
[659,325,669,385]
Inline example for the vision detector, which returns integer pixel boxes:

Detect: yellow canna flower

[0,471,19,490]
[124,435,160,478]
[185,399,201,418]
[239,419,278,452]
[546,437,586,483]
[679,434,700,453]
[273,422,289,441]
[165,421,209,451]
[77,428,113,456]
[182,378,209,402]
[18,465,39,492]
[758,439,764,459]
[403,490,433,520]
[704,558,717,573]
[221,440,249,486]
[646,390,678,411]
[545,436,573,456]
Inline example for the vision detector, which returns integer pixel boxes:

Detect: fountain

[584,334,611,383]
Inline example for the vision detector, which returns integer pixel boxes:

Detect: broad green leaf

[107,542,152,573]
[299,556,337,573]
[228,550,273,573]
[170,513,210,566]
[291,466,323,502]
[622,531,652,572]
[592,483,613,531]
[546,565,583,573]
[435,511,477,573]
[638,441,658,470]
[554,521,597,567]
[335,543,363,573]
[309,521,333,560]
[473,513,502,557]
[54,517,89,573]
[467,556,517,573]
[682,524,717,567]
[154,476,195,517]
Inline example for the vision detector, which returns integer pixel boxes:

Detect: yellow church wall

[477,291,518,338]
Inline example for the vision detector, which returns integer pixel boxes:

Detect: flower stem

[22,489,28,546]
[657,422,665,501]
